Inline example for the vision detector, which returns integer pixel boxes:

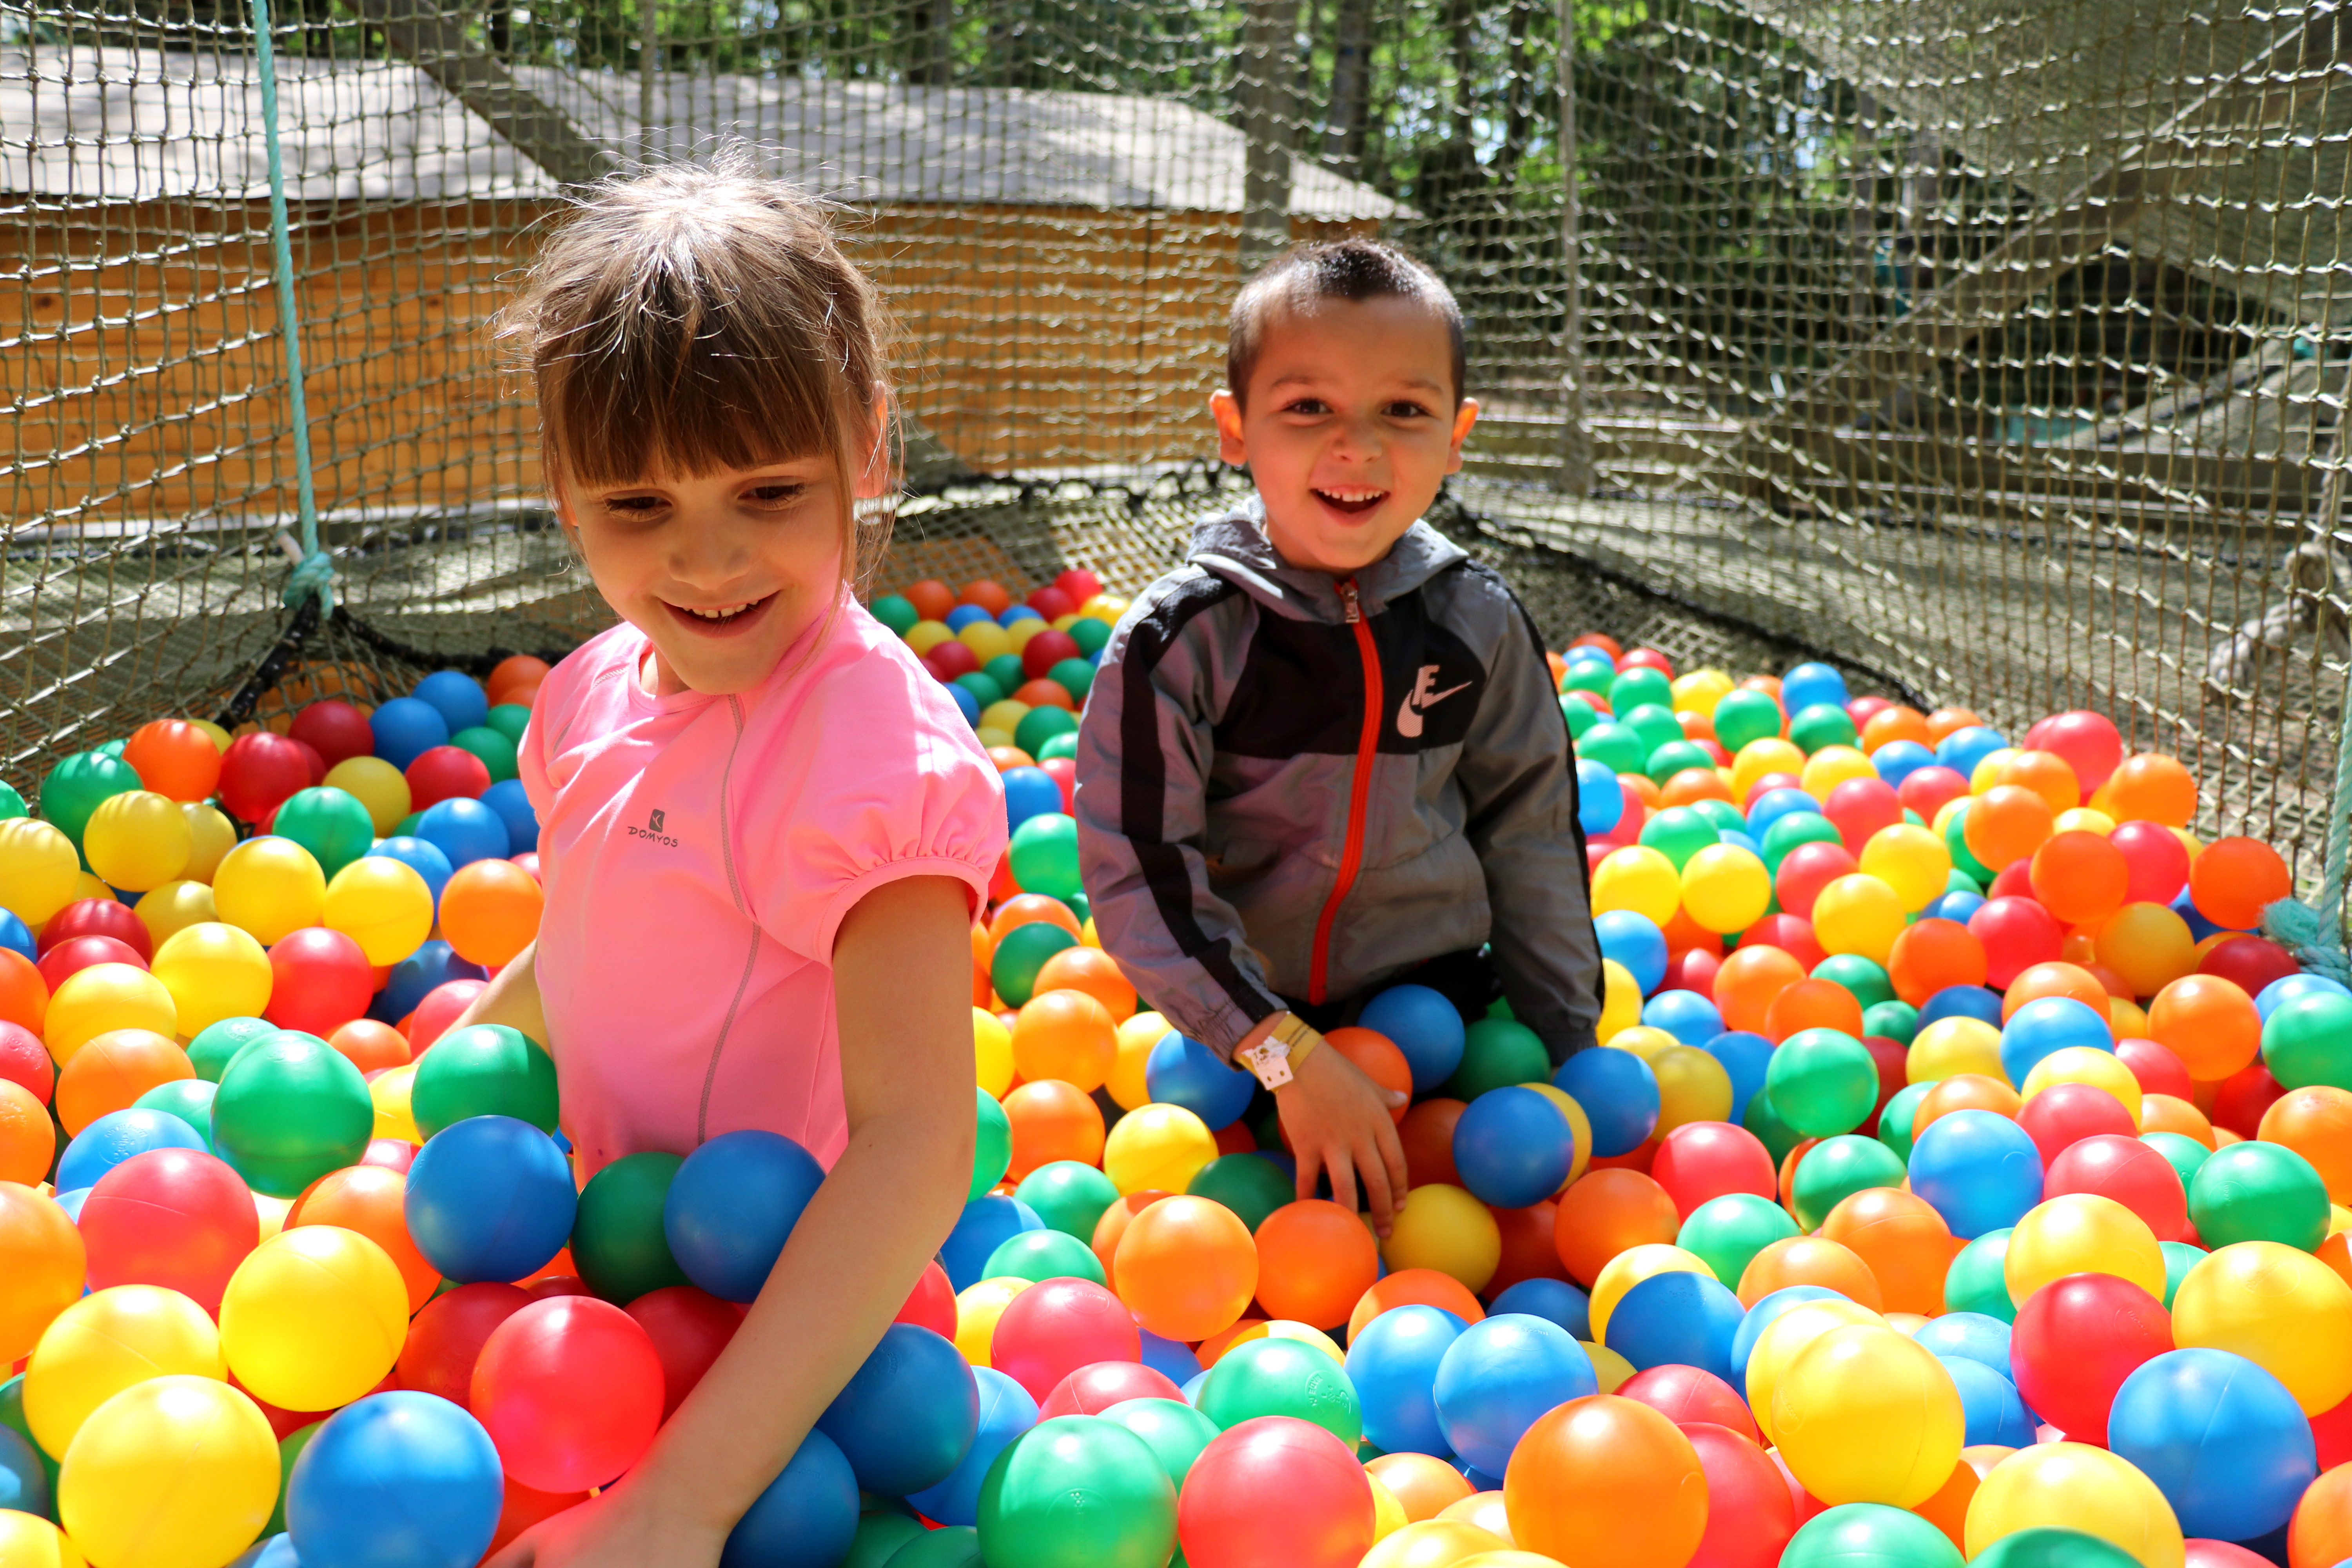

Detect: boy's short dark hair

[1226,237,1466,410]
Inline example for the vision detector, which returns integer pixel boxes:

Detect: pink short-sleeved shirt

[521,597,1005,1180]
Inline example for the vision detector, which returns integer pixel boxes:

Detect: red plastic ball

[1619,1365,1760,1446]
[408,979,487,1052]
[1055,569,1103,605]
[1027,587,1075,621]
[2185,1543,2277,1568]
[1774,842,1859,920]
[1863,1036,1910,1118]
[2113,1038,2194,1101]
[2009,1271,2172,1445]
[1744,773,1806,810]
[1038,1360,1186,1419]
[1020,629,1083,682]
[406,746,493,811]
[38,935,146,993]
[895,1260,957,1339]
[2210,1060,2288,1140]
[2017,1082,2137,1167]
[1621,648,1677,678]
[525,1276,592,1301]
[0,1021,53,1103]
[399,1281,532,1408]
[1740,915,1826,973]
[1177,1415,1376,1568]
[78,1147,258,1315]
[472,1296,666,1492]
[625,1285,745,1421]
[2043,1133,2188,1243]
[1968,897,2064,989]
[2110,820,2192,907]
[1824,778,1904,855]
[1649,1122,1776,1220]
[2312,1392,2352,1473]
[288,700,378,768]
[2027,711,2125,795]
[989,1277,1140,1402]
[2200,935,2301,1000]
[923,641,980,682]
[218,731,316,824]
[265,926,374,1037]
[1987,860,2034,902]
[1679,1419,1794,1568]
[1898,766,1971,823]
[1039,757,1078,814]
[37,898,152,961]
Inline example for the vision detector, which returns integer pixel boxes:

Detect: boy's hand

[1276,1044,1411,1237]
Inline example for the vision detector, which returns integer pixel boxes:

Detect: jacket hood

[1187,496,1470,623]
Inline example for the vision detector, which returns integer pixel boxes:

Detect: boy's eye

[1282,398,1329,416]
[1385,401,1432,419]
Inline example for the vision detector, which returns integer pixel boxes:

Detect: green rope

[251,0,333,616]
[2261,651,2352,984]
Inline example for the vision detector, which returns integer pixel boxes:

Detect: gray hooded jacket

[1073,505,1605,1066]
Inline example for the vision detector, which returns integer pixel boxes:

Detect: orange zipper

[1309,577,1383,1004]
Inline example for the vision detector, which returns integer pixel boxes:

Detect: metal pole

[1557,0,1591,495]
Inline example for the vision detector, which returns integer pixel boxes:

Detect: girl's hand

[483,1483,727,1568]
[1275,1044,1410,1236]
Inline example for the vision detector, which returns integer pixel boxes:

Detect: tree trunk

[1239,0,1301,273]
[1557,0,1591,494]
[1323,0,1374,176]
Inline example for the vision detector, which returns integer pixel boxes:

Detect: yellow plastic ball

[0,818,81,926]
[188,720,232,752]
[1651,1045,1733,1136]
[1209,1319,1346,1366]
[1599,960,1643,1042]
[322,856,435,966]
[212,837,326,945]
[1969,749,2023,793]
[324,756,414,835]
[0,1512,81,1568]
[1670,670,1735,717]
[1081,918,1102,950]
[149,922,273,1036]
[370,1062,420,1143]
[1773,1324,1964,1507]
[1362,1521,1509,1568]
[1583,1340,1636,1394]
[1102,1103,1217,1196]
[180,802,237,884]
[975,727,1016,752]
[2056,807,2117,835]
[1743,1296,1884,1446]
[958,621,1014,662]
[24,1284,223,1457]
[1934,797,1973,837]
[1082,594,1129,623]
[954,1276,1032,1366]
[1380,1183,1502,1295]
[1813,873,1907,964]
[1368,1473,1408,1542]
[2110,997,2150,1038]
[71,873,115,906]
[2022,1046,2141,1125]
[45,963,178,1065]
[57,1374,278,1568]
[2172,1240,2352,1414]
[980,700,1033,736]
[2096,903,2200,998]
[1589,1243,1713,1344]
[219,1224,408,1412]
[1858,824,1952,913]
[904,620,955,655]
[82,791,192,893]
[1733,738,1806,798]
[254,1192,295,1243]
[1526,1083,1593,1185]
[1963,1443,2186,1568]
[1678,844,1771,934]
[1105,1011,1164,1110]
[2005,1193,2165,1308]
[134,880,218,948]
[1005,619,1050,652]
[1592,846,1681,927]
[1801,746,1877,801]
[976,1007,1017,1099]
[1907,1016,2006,1084]
[1608,1026,1679,1062]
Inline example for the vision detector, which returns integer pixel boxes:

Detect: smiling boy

[1073,238,1605,1234]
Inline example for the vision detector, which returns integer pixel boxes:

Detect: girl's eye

[744,483,806,505]
[603,494,667,516]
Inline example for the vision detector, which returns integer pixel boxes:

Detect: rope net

[3,0,2348,909]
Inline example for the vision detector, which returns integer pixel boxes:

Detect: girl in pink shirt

[460,161,1004,1566]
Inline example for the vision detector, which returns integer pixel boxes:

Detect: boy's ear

[1209,388,1249,466]
[1444,397,1481,476]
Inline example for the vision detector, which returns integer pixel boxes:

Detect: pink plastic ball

[990,1278,1141,1403]
[472,1296,665,1492]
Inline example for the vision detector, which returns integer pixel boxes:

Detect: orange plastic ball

[1503,1395,1708,1568]
[1111,1193,1258,1342]
[1490,1198,1568,1296]
[1001,1078,1105,1178]
[2189,837,2293,932]
[2105,754,2197,828]
[1818,1187,1956,1316]
[1661,769,1735,809]
[1367,1452,1476,1523]
[1734,1234,1884,1310]
[487,655,551,699]
[0,1077,56,1185]
[1964,785,2056,871]
[1913,1074,2023,1138]
[1912,1455,1982,1552]
[1552,1169,1681,1287]
[0,1183,83,1362]
[1994,751,2083,815]
[2260,1086,2352,1204]
[55,1027,192,1137]
[1254,1199,1381,1330]
[1714,945,1808,1035]
[289,1163,441,1311]
[1089,1191,1169,1290]
[439,859,544,968]
[1887,920,1989,1007]
[902,579,956,621]
[2138,1093,2214,1147]
[2029,832,2130,927]
[958,579,1014,616]
[1030,947,1137,1020]
[1764,977,1865,1043]
[1011,989,1118,1092]
[1863,708,1933,753]
[2290,1461,2352,1568]
[1401,1099,1466,1189]
[123,719,225,803]
[1327,1027,1414,1124]
[2002,962,2112,1023]
[989,894,1083,946]
[1926,709,1984,743]
[1347,1267,1487,1345]
[0,951,49,1037]
[328,1018,412,1076]
[2095,903,2200,998]
[2147,973,2261,1082]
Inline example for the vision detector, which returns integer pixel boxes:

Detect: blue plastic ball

[2108,1348,2318,1542]
[56,1107,207,1191]
[1593,910,1669,995]
[370,697,451,772]
[416,798,510,869]
[1911,1311,2011,1377]
[1138,1332,1204,1387]
[228,1535,301,1568]
[1487,1278,1592,1339]
[0,1424,48,1519]
[479,779,540,856]
[1702,1031,1774,1125]
[1604,1270,1744,1382]
[940,1195,1046,1291]
[943,604,993,632]
[1642,989,1724,1046]
[1918,984,2004,1029]
[1908,1109,2044,1239]
[1143,1032,1256,1130]
[999,605,1042,628]
[906,1366,1038,1526]
[1872,740,1937,788]
[1780,662,1850,717]
[1552,1047,1659,1157]
[1935,725,2009,780]
[285,1390,503,1568]
[1936,1354,2037,1449]
[374,939,488,1023]
[0,911,32,964]
[1344,1304,1468,1456]
[2256,972,2352,1020]
[1927,890,1987,924]
[815,1324,980,1496]
[411,671,490,737]
[2000,996,2113,1084]
[1357,985,1468,1093]
[1432,1314,1597,1477]
[1001,767,1066,834]
[1575,759,1624,835]
[664,1130,828,1303]
[1744,788,1820,838]
[1731,1285,1844,1383]
[1450,1087,1573,1209]
[945,683,981,728]
[403,1115,577,1283]
[719,1427,860,1568]
[366,837,456,907]
[2170,888,2226,942]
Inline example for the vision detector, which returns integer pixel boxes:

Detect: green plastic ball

[1787,704,1860,755]
[983,653,1028,696]
[1789,1133,1908,1231]
[41,750,140,846]
[1645,740,1717,787]
[0,1373,57,1502]
[1779,1502,1961,1568]
[1942,809,1996,883]
[1711,688,1785,753]
[392,810,426,838]
[1743,1085,1805,1167]
[211,1030,374,1196]
[1676,1192,1798,1286]
[572,1151,690,1304]
[409,1023,559,1138]
[1007,814,1082,902]
[990,919,1077,1008]
[1864,1000,1920,1045]
[1193,1336,1362,1445]
[843,1511,927,1567]
[1576,722,1646,775]
[1876,1080,1932,1163]
[1965,1527,2141,1568]
[1562,662,1615,697]
[1441,1018,1550,1102]
[132,1079,217,1147]
[1036,732,1078,763]
[1013,706,1079,761]
[1765,1027,1879,1138]
[2263,990,2352,1091]
[1048,658,1096,707]
[870,594,920,638]
[0,784,25,821]
[1187,1153,1296,1231]
[954,673,1007,712]
[1560,695,1599,738]
[1620,703,1684,759]
[984,1228,1106,1285]
[267,1419,324,1535]
[484,704,532,746]
[1944,1228,2018,1323]
[977,1416,1178,1568]
[2187,1138,2330,1251]
[1066,618,1111,657]
[1760,810,1844,873]
[271,786,377,878]
[887,1524,982,1566]
[1814,955,1894,1010]
[2140,1130,2210,1195]
[973,1089,1013,1201]
[2158,1239,2207,1308]
[1639,806,1720,871]
[1098,1396,1219,1490]
[187,1016,276,1083]
[1016,1160,1122,1239]
[1692,798,1748,836]
[1609,667,1673,713]
[449,726,521,784]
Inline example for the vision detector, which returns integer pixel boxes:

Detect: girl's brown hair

[500,151,898,585]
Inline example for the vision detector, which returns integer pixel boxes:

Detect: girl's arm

[488,873,978,1566]
[447,940,549,1044]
